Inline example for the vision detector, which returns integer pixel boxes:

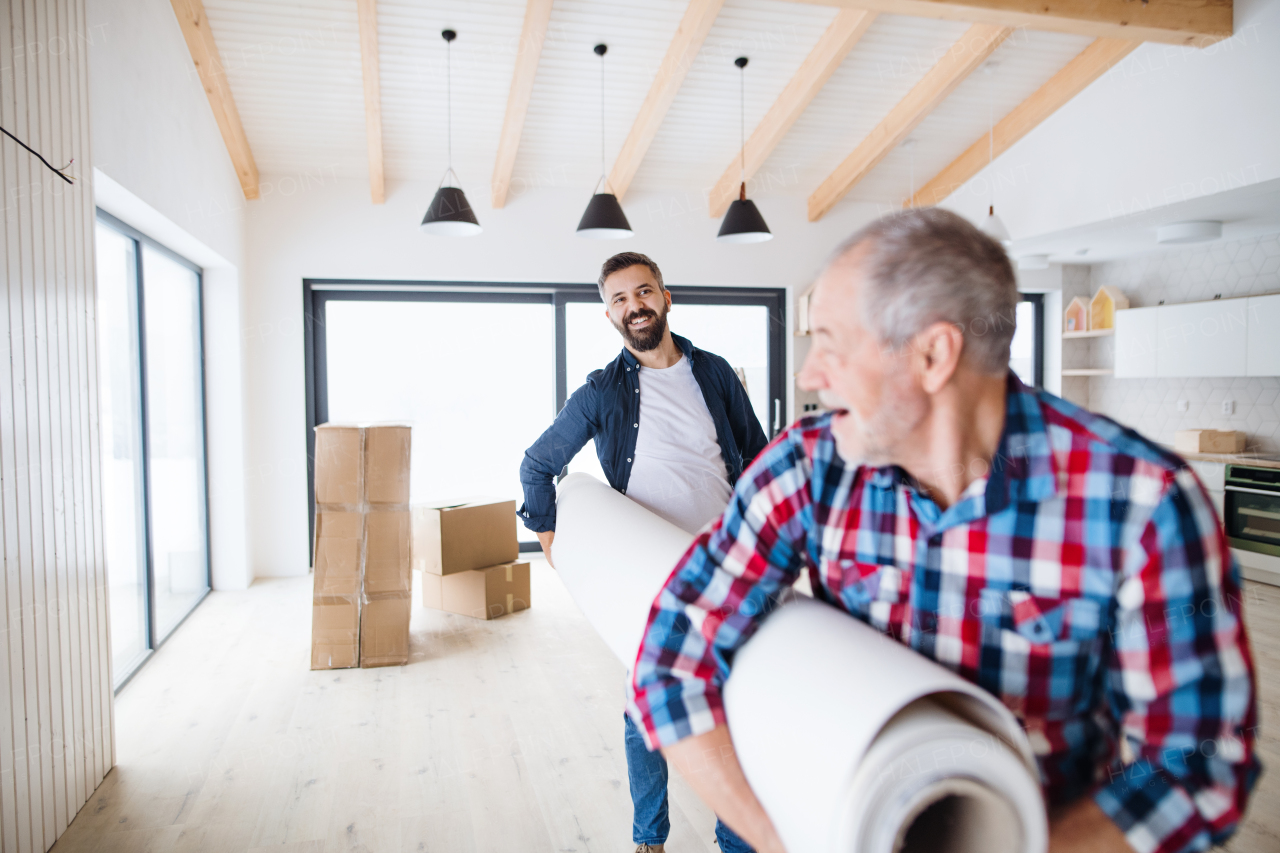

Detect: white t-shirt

[625,355,733,535]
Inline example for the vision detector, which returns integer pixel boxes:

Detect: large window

[95,212,211,689]
[321,296,554,544]
[304,282,786,551]
[1011,293,1045,389]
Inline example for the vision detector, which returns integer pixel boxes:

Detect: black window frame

[1019,292,1046,389]
[302,279,786,553]
[95,209,213,692]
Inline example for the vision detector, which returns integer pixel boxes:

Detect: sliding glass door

[304,282,786,552]
[95,212,210,688]
[96,223,150,682]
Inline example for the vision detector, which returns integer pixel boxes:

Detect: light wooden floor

[48,559,723,853]
[47,564,1280,853]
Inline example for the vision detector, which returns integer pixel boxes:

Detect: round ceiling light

[1157,221,1222,244]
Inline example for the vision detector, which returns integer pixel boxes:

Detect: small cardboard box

[364,426,411,506]
[1174,429,1246,454]
[412,499,518,576]
[422,561,530,620]
[359,594,411,667]
[314,425,362,506]
[313,511,363,597]
[312,596,359,669]
[364,511,412,596]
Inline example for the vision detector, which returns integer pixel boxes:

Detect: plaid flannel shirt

[628,376,1259,853]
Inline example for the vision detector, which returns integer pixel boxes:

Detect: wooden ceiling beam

[492,0,554,209]
[912,37,1140,207]
[708,9,876,218]
[807,23,1011,222]
[357,0,384,204]
[782,0,1230,46]
[608,0,726,201]
[169,0,260,199]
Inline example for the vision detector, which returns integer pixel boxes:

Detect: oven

[1224,464,1280,559]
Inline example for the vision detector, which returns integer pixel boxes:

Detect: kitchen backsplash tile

[1058,233,1280,453]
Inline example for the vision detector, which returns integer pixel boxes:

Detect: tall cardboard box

[311,424,412,670]
[422,561,531,620]
[411,499,519,575]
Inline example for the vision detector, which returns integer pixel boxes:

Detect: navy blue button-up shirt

[518,333,769,532]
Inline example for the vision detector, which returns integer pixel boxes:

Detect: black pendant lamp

[717,57,772,244]
[421,29,481,237]
[576,43,632,239]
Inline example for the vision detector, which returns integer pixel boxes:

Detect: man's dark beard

[613,305,669,352]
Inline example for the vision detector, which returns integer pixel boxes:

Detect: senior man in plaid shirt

[627,208,1259,853]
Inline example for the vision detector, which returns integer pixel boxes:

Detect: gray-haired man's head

[798,208,1019,464]
[834,208,1018,375]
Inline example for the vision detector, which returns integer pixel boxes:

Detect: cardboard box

[364,426,411,506]
[313,511,363,597]
[312,423,412,670]
[364,511,411,596]
[1174,429,1246,454]
[359,594,411,667]
[422,561,530,620]
[312,596,360,669]
[412,499,518,576]
[314,425,362,506]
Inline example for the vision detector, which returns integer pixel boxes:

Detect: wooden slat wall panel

[0,1,115,851]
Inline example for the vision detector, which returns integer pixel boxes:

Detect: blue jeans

[623,713,755,852]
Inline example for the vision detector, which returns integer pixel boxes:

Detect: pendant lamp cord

[987,68,994,211]
[908,144,914,209]
[599,50,606,184]
[447,36,453,171]
[739,63,745,184]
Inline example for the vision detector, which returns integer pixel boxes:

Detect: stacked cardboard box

[415,499,530,619]
[311,424,412,669]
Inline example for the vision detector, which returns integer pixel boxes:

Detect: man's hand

[1049,795,1133,853]
[660,725,786,853]
[536,530,555,568]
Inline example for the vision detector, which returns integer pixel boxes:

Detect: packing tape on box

[552,473,1047,853]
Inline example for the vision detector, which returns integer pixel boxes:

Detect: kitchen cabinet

[1247,293,1280,376]
[1157,299,1248,378]
[1114,306,1158,378]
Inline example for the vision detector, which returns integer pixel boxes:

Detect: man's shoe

[635,845,665,853]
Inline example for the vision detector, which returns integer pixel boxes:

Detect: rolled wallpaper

[553,473,1047,853]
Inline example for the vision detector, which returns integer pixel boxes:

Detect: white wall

[242,178,883,577]
[87,0,251,589]
[942,0,1280,241]
[2,2,115,849]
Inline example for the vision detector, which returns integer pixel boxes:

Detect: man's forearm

[660,725,786,853]
[536,530,555,568]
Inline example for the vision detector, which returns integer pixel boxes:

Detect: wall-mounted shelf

[1061,368,1113,376]
[1062,328,1114,339]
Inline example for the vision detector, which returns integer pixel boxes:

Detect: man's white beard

[825,378,924,466]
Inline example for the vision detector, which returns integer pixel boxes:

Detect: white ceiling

[200,0,1092,205]
[198,0,1279,254]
